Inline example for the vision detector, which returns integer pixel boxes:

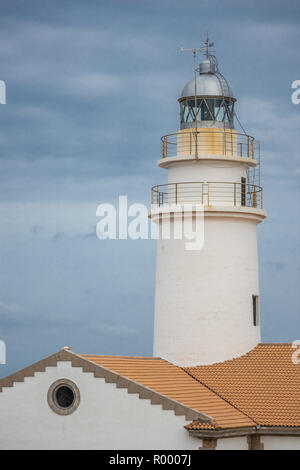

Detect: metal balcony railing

[151,182,263,209]
[161,130,260,161]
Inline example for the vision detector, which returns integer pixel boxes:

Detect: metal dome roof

[180,59,234,99]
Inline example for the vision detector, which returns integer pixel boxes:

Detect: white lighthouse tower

[151,39,266,366]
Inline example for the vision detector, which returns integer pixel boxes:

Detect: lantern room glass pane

[180,98,234,125]
[200,100,214,120]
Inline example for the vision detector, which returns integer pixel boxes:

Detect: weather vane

[180,34,215,63]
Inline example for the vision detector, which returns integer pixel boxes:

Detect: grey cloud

[30,224,43,234]
[0,0,299,377]
[52,231,68,242]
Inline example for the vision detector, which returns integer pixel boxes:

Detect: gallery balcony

[160,129,260,162]
[151,181,263,209]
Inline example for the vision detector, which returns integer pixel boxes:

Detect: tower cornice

[157,155,257,169]
[150,206,266,223]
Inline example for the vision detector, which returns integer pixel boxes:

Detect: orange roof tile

[82,354,255,430]
[1,344,298,432]
[185,421,217,431]
[184,343,300,428]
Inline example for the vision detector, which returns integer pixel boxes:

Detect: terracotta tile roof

[185,421,217,431]
[82,354,255,430]
[184,343,300,428]
[2,344,297,433]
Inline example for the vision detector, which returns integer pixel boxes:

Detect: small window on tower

[241,177,246,206]
[252,295,259,326]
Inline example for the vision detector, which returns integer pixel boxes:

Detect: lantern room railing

[161,130,260,161]
[151,182,263,209]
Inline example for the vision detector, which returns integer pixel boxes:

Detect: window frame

[47,378,80,416]
[179,97,235,125]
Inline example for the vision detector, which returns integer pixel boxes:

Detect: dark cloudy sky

[0,0,299,376]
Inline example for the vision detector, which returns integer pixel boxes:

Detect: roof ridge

[182,367,257,427]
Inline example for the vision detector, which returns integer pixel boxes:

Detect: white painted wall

[0,362,201,450]
[217,434,300,450]
[167,160,249,185]
[262,436,300,450]
[153,213,262,366]
[166,160,251,207]
[216,436,249,450]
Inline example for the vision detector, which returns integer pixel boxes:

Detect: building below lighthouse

[0,41,299,451]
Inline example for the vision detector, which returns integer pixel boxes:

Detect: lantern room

[179,57,236,130]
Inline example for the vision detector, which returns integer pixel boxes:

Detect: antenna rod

[180,45,202,158]
[192,49,198,157]
[180,37,216,159]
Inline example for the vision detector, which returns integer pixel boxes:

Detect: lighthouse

[151,40,266,366]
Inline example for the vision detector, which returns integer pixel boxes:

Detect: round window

[54,385,75,409]
[47,379,80,415]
